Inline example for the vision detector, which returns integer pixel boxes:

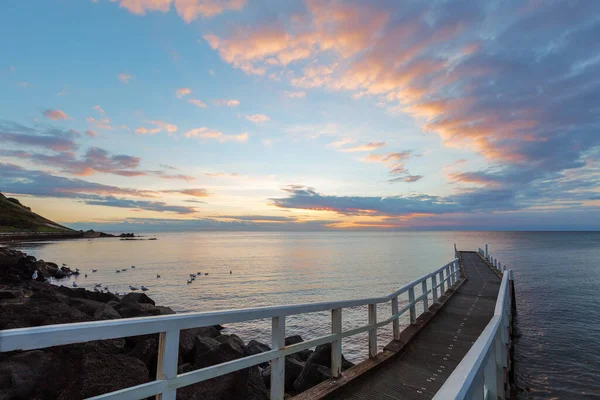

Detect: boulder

[114,302,175,318]
[285,335,304,346]
[120,292,155,306]
[127,338,158,379]
[177,366,268,400]
[83,338,127,355]
[179,326,222,362]
[306,343,354,371]
[0,290,19,300]
[94,304,122,320]
[57,352,149,399]
[244,340,271,368]
[0,350,63,400]
[0,296,91,330]
[191,336,223,365]
[261,356,305,392]
[67,298,108,316]
[293,362,332,393]
[297,349,313,362]
[191,334,244,370]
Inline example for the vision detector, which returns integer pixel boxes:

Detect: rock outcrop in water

[0,247,354,399]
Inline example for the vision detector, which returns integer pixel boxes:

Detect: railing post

[431,274,438,303]
[484,346,498,400]
[331,308,342,377]
[368,304,377,358]
[391,296,400,340]
[156,329,180,400]
[485,243,488,259]
[495,329,506,399]
[421,280,429,313]
[408,287,416,324]
[271,316,286,400]
[439,270,445,294]
[445,265,451,287]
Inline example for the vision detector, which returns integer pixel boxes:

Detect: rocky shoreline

[0,247,353,399]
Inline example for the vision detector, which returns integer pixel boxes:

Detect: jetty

[0,245,515,399]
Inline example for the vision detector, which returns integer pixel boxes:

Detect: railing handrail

[433,246,512,400]
[0,258,458,353]
[0,257,462,400]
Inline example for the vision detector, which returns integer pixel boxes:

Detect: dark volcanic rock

[306,343,354,371]
[121,292,155,306]
[261,356,305,392]
[0,350,63,400]
[0,295,92,329]
[83,338,127,355]
[177,366,268,400]
[127,338,158,379]
[179,326,222,362]
[294,362,333,393]
[0,289,19,299]
[285,335,304,346]
[57,352,149,399]
[244,340,271,368]
[114,301,175,318]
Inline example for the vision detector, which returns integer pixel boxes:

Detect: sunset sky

[1,0,599,230]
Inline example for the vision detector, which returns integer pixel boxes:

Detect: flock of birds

[35,263,233,296]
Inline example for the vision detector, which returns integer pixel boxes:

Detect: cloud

[117,73,133,83]
[111,0,246,22]
[85,130,97,137]
[92,105,105,114]
[246,114,271,123]
[204,172,239,177]
[136,120,178,134]
[339,142,386,152]
[214,215,297,222]
[176,88,191,98]
[57,89,67,96]
[388,174,423,183]
[0,121,78,152]
[188,99,207,108]
[18,82,31,88]
[184,127,248,142]
[42,109,70,120]
[328,137,356,148]
[0,163,206,214]
[212,99,240,107]
[361,151,411,163]
[284,91,306,98]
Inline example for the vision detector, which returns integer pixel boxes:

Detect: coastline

[0,247,353,399]
[0,231,138,243]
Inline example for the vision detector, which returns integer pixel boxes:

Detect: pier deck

[327,251,502,400]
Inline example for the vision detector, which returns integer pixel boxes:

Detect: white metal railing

[0,258,461,400]
[434,247,513,400]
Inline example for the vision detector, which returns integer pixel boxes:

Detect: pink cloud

[184,127,248,143]
[339,142,386,152]
[42,109,70,120]
[284,91,306,98]
[212,99,240,107]
[136,120,178,135]
[112,0,246,23]
[92,105,105,114]
[117,73,133,83]
[188,99,207,108]
[85,130,97,137]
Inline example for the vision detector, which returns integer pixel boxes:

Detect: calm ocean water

[10,231,600,399]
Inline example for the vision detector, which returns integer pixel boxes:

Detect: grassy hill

[0,193,74,233]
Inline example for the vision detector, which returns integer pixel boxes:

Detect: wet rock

[94,304,121,320]
[83,338,127,355]
[120,292,155,306]
[114,302,175,318]
[67,298,108,316]
[285,335,304,346]
[177,366,268,400]
[0,289,19,299]
[296,349,313,362]
[179,326,223,362]
[0,350,62,400]
[191,336,222,363]
[294,362,332,393]
[0,296,91,329]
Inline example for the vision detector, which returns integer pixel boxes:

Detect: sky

[1,0,599,231]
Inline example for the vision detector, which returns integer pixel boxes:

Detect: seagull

[94,287,100,292]
[230,270,232,275]
[190,273,196,277]
[204,273,209,276]
[95,283,102,287]
[129,285,138,291]
[72,282,78,287]
[197,271,202,275]
[62,263,67,266]
[141,286,149,291]
[187,279,192,284]
[116,269,121,273]
[31,270,38,280]
[85,274,88,278]
[156,274,161,278]
[104,286,108,291]
[75,268,80,273]
[131,265,136,269]
[92,269,98,273]
[121,268,127,272]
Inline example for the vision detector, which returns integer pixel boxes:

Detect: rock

[191,336,221,363]
[85,290,119,303]
[294,362,332,393]
[244,340,271,368]
[306,343,354,371]
[0,296,91,329]
[57,352,149,399]
[120,292,155,306]
[297,349,313,362]
[0,290,19,299]
[192,334,244,370]
[127,338,158,379]
[177,366,268,400]
[0,350,63,400]
[67,298,108,316]
[285,335,304,346]
[57,285,87,298]
[94,304,122,320]
[54,269,66,279]
[179,327,223,362]
[83,338,127,355]
[114,302,175,318]
[261,356,305,392]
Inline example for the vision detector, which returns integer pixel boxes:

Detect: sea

[9,231,600,399]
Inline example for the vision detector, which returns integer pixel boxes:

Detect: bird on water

[31,270,38,280]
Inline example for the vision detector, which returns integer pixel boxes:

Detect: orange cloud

[184,127,248,143]
[339,142,386,152]
[136,120,178,134]
[246,114,271,123]
[42,109,70,120]
[92,105,105,114]
[176,87,191,98]
[113,0,246,22]
[212,99,240,107]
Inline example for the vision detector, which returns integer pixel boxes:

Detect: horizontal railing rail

[0,258,461,400]
[433,246,513,400]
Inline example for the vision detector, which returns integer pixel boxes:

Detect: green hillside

[0,193,74,233]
